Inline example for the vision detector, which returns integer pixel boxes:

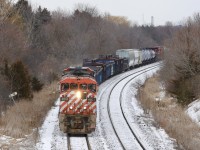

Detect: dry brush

[0,81,58,138]
[139,75,200,150]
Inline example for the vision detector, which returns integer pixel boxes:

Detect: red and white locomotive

[59,67,97,134]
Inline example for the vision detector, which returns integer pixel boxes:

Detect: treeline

[161,13,200,105]
[0,0,176,101]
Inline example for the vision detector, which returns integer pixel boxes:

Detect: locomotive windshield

[88,84,96,92]
[70,83,78,89]
[61,83,69,91]
[80,84,87,90]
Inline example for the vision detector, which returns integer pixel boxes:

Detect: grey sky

[28,0,200,26]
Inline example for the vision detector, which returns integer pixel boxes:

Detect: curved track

[98,63,161,150]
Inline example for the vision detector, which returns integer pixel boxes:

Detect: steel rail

[67,134,92,150]
[106,64,161,150]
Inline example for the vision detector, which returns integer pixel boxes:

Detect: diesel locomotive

[59,67,97,134]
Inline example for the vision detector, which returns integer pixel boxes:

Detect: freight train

[58,46,164,134]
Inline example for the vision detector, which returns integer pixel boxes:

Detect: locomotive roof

[62,67,94,76]
[60,76,97,84]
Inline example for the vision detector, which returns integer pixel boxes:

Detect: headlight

[84,106,87,110]
[76,91,81,99]
[70,106,73,110]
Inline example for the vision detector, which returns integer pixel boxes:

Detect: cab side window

[61,83,69,91]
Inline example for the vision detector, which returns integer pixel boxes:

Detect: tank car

[141,49,156,64]
[116,49,142,69]
[142,46,164,61]
[59,67,97,134]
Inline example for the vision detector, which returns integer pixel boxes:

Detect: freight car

[83,55,129,84]
[116,48,157,69]
[96,55,129,74]
[59,67,97,134]
[142,46,164,61]
[116,49,142,69]
[83,59,106,84]
[140,48,156,64]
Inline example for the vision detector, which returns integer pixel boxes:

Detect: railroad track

[66,63,161,150]
[98,63,161,150]
[67,134,91,150]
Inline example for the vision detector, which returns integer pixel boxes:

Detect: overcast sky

[28,0,200,26]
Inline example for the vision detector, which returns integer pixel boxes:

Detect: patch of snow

[186,99,200,126]
[70,137,88,150]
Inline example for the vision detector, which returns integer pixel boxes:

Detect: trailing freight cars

[116,48,156,69]
[59,67,97,134]
[83,47,162,85]
[83,55,129,84]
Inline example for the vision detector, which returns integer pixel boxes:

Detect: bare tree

[161,13,200,104]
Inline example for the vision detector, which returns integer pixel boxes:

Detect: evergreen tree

[31,76,43,92]
[9,61,32,99]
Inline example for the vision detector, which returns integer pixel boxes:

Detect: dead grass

[0,81,59,138]
[139,75,200,150]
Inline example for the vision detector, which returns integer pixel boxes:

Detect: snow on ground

[88,65,157,149]
[70,137,88,150]
[122,68,177,150]
[0,128,38,150]
[186,99,200,126]
[36,99,68,150]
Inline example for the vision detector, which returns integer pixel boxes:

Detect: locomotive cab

[59,67,98,134]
